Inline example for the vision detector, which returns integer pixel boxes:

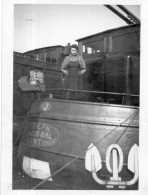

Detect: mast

[104,5,140,25]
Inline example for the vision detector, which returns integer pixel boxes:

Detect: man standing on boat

[61,44,86,99]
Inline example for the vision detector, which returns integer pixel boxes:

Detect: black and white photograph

[1,0,148,194]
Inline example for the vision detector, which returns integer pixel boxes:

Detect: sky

[14,4,140,53]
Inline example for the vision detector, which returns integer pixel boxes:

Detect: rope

[115,109,139,144]
[31,109,139,189]
[13,115,28,146]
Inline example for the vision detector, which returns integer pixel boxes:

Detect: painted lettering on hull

[28,122,59,146]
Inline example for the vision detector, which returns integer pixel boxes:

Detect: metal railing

[43,88,139,106]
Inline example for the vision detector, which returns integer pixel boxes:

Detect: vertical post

[125,55,131,105]
[104,35,112,55]
[56,48,60,62]
[104,37,107,53]
[66,90,69,100]
[78,42,83,55]
[109,35,112,54]
[50,51,52,62]
[44,52,46,62]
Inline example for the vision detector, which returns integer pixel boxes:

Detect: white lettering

[33,138,42,145]
[41,123,47,130]
[40,131,45,138]
[45,125,51,132]
[37,122,42,130]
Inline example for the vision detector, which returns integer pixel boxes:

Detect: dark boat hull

[18,98,139,189]
[18,143,138,190]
